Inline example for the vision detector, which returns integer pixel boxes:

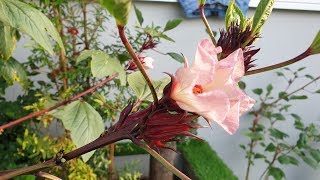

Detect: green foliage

[0,0,64,55]
[310,30,320,54]
[0,57,29,89]
[252,0,275,35]
[114,142,147,156]
[127,71,170,101]
[163,19,183,32]
[178,139,238,180]
[225,0,245,29]
[134,5,143,26]
[242,67,320,179]
[167,52,184,63]
[99,0,132,26]
[51,100,105,162]
[77,50,126,85]
[0,22,17,60]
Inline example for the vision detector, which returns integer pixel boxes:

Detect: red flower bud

[67,27,79,35]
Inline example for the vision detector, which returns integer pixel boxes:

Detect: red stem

[0,74,118,131]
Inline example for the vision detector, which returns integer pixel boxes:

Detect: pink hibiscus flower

[170,39,255,134]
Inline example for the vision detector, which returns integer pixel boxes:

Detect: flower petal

[175,90,230,125]
[218,48,245,82]
[217,102,240,134]
[192,39,222,84]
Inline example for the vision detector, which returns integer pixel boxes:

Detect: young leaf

[0,22,17,60]
[0,57,29,89]
[198,0,206,5]
[302,156,318,169]
[163,19,183,32]
[51,100,104,162]
[167,52,184,63]
[238,81,246,90]
[225,0,245,29]
[134,5,143,26]
[267,167,285,180]
[77,50,126,85]
[278,155,299,165]
[252,0,275,35]
[0,0,65,55]
[290,95,308,100]
[252,88,263,95]
[269,128,289,140]
[99,0,132,26]
[310,149,320,163]
[310,30,320,54]
[127,71,170,102]
[266,84,273,96]
[265,143,276,152]
[297,133,307,148]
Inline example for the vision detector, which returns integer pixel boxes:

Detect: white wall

[132,1,320,180]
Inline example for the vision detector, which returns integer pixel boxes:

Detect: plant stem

[259,147,280,180]
[82,0,89,50]
[118,25,158,106]
[199,4,217,46]
[133,139,190,180]
[271,75,320,105]
[0,127,130,179]
[245,49,311,76]
[0,74,118,131]
[245,112,259,180]
[53,4,68,90]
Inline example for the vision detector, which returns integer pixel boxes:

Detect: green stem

[133,139,190,180]
[199,4,217,46]
[245,49,311,76]
[118,25,158,106]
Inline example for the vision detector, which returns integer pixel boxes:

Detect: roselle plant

[0,0,320,179]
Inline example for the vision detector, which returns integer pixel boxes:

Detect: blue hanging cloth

[179,0,250,18]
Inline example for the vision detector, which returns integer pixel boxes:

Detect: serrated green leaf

[254,153,266,159]
[51,100,104,162]
[225,0,245,29]
[302,156,319,169]
[278,155,299,165]
[265,143,276,152]
[310,149,320,163]
[99,0,132,26]
[0,22,16,60]
[252,88,263,95]
[244,131,264,141]
[167,52,184,63]
[290,95,308,100]
[0,0,65,55]
[127,71,170,102]
[0,57,29,89]
[77,50,126,86]
[159,33,175,42]
[310,31,320,54]
[134,5,143,26]
[272,113,285,121]
[252,0,275,35]
[269,128,288,140]
[297,133,307,148]
[268,167,285,180]
[163,19,182,32]
[266,84,273,96]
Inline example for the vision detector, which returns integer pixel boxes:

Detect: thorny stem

[0,74,118,132]
[118,25,159,106]
[199,4,217,46]
[132,139,191,180]
[245,49,311,76]
[53,4,68,90]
